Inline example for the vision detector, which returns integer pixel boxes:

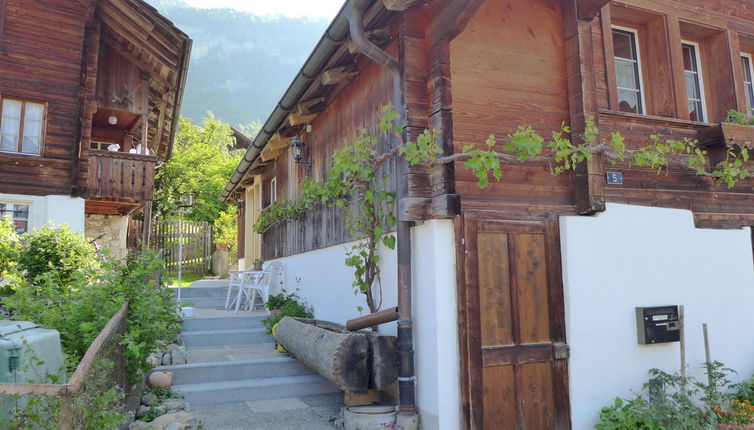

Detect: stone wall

[85,214,129,260]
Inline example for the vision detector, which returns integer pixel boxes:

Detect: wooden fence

[0,302,129,429]
[150,219,213,276]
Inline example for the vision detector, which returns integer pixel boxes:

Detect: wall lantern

[108,114,118,126]
[289,136,312,168]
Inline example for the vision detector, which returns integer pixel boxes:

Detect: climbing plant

[254,106,754,314]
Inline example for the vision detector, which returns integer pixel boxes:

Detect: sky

[180,0,344,19]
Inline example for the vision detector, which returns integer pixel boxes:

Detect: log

[276,318,369,393]
[321,66,358,85]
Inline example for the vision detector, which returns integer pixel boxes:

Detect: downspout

[347,1,417,417]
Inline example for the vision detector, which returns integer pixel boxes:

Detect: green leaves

[713,146,750,188]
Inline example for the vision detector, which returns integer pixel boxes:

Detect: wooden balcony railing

[87,150,158,201]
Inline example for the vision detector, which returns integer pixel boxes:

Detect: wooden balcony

[86,150,158,202]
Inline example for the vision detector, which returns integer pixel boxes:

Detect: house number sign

[606,171,623,185]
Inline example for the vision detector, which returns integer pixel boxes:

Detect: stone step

[174,374,340,406]
[182,328,271,347]
[170,286,229,299]
[182,315,266,332]
[176,297,229,309]
[157,357,313,385]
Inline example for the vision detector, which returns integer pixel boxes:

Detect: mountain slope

[146,1,331,128]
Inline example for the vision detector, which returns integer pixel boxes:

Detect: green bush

[596,363,736,430]
[263,290,314,334]
[0,217,19,280]
[5,251,181,382]
[19,224,99,287]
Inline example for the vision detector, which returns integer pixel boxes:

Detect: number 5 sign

[606,171,623,185]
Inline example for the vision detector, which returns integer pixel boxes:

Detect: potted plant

[716,400,754,429]
[253,258,264,271]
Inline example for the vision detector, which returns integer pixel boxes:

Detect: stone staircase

[159,281,341,407]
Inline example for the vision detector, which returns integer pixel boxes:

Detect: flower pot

[216,242,229,250]
[718,424,754,429]
[343,405,397,430]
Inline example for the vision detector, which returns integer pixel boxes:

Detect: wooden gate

[460,215,570,430]
[150,219,213,276]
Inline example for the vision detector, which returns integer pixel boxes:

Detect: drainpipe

[347,1,417,417]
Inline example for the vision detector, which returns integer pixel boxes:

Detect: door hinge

[553,343,570,360]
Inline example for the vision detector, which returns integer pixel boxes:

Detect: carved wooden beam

[383,0,420,11]
[267,133,294,151]
[321,66,358,85]
[288,112,318,126]
[296,97,325,115]
[260,145,284,162]
[578,0,611,21]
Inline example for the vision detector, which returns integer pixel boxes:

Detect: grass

[164,272,206,288]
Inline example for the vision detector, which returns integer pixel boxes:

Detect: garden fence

[0,302,129,429]
[129,218,213,276]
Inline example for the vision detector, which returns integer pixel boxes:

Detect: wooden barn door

[461,218,570,429]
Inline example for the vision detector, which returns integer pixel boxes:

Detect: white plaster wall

[560,203,754,430]
[0,193,85,233]
[269,238,398,335]
[411,220,461,430]
[84,214,129,260]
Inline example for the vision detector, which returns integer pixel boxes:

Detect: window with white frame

[270,177,277,204]
[682,42,707,122]
[0,202,29,234]
[0,98,45,155]
[742,54,754,116]
[612,27,645,114]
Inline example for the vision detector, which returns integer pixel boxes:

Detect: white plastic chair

[234,262,283,314]
[225,265,252,309]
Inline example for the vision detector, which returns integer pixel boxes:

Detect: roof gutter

[166,37,192,162]
[220,0,377,202]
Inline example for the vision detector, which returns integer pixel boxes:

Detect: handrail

[90,149,159,162]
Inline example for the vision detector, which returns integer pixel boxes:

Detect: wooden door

[461,218,570,430]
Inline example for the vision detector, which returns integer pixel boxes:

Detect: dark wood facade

[0,0,190,215]
[227,0,754,428]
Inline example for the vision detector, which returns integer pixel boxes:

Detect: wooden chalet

[0,0,190,254]
[223,0,754,429]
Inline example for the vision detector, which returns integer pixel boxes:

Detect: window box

[698,122,754,149]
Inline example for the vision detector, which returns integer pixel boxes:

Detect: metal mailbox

[635,306,680,344]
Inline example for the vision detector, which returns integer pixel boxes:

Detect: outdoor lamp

[289,136,311,167]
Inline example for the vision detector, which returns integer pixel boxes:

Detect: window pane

[685,72,700,99]
[613,30,635,60]
[618,89,640,113]
[0,134,17,151]
[22,136,40,154]
[24,103,44,121]
[2,100,22,118]
[24,118,42,138]
[616,59,640,89]
[682,45,694,71]
[1,116,19,134]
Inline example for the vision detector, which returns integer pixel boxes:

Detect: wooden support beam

[577,0,611,21]
[346,28,392,54]
[288,112,318,126]
[383,0,420,11]
[267,134,294,151]
[260,146,284,162]
[296,97,325,115]
[321,66,358,86]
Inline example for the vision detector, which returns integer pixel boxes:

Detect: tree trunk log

[275,317,369,393]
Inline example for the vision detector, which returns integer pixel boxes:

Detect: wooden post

[142,201,153,250]
[140,114,148,154]
[703,323,712,387]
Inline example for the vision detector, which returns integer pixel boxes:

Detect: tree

[154,113,243,225]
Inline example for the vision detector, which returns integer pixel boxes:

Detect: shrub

[262,290,314,334]
[5,251,180,382]
[0,217,19,280]
[214,206,238,252]
[19,224,99,287]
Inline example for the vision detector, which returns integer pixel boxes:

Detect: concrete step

[182,315,266,332]
[182,328,271,347]
[174,374,340,406]
[170,286,229,299]
[177,297,228,309]
[157,357,313,385]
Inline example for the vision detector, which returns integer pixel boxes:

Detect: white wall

[269,220,461,430]
[411,220,461,430]
[561,203,754,430]
[0,193,85,233]
[269,238,398,335]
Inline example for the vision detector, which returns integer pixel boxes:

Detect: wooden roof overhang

[221,0,398,202]
[95,0,192,162]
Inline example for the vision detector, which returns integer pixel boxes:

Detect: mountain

[145,1,332,130]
